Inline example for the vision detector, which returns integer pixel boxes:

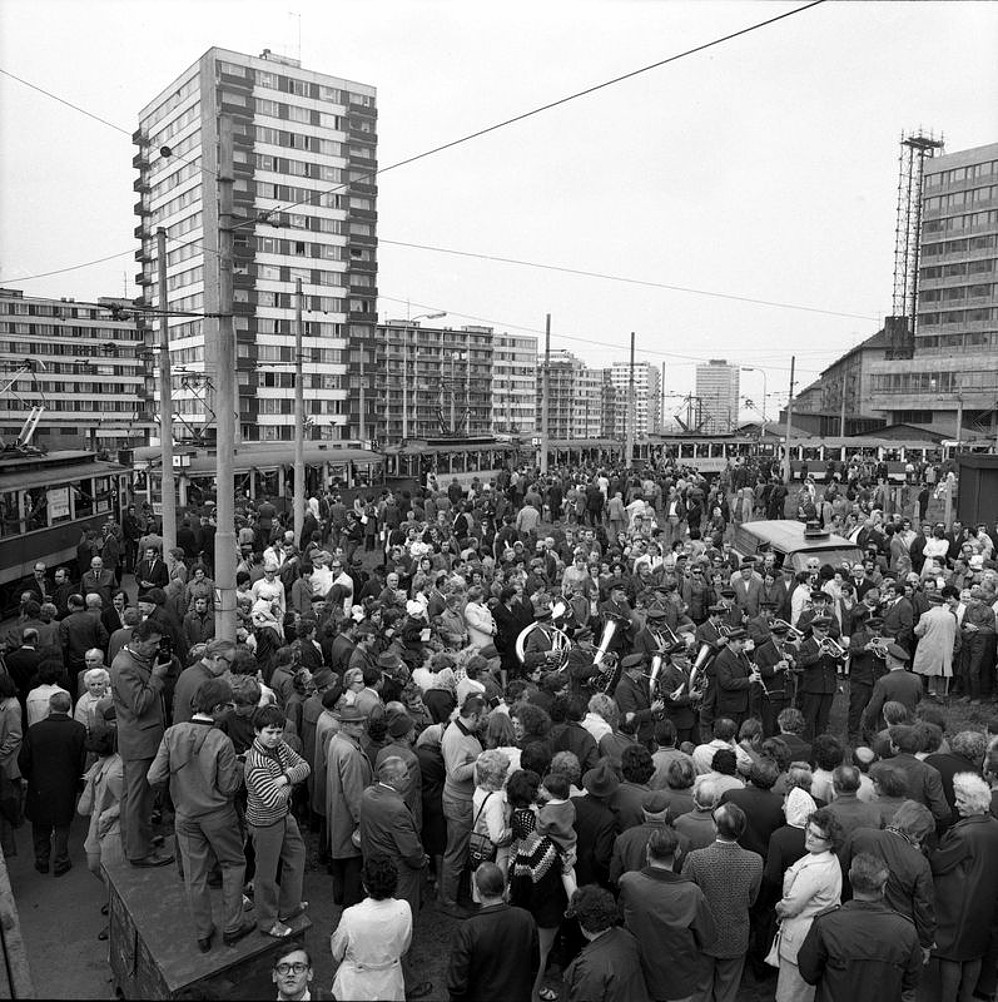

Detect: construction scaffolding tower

[888,130,945,358]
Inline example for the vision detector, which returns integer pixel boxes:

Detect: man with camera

[110,618,175,868]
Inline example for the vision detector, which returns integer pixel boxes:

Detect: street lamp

[403,312,445,441]
[741,367,767,437]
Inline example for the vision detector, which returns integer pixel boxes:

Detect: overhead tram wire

[378,239,879,323]
[376,293,827,375]
[1,1,828,270]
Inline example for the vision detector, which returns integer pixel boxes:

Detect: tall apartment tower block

[133,47,377,445]
[695,359,739,433]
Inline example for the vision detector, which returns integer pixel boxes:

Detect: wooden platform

[103,840,311,999]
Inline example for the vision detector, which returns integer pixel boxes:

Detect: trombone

[772,619,804,642]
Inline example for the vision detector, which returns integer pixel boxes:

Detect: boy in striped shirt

[244,704,310,938]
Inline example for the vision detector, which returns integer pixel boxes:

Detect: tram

[0,447,130,609]
[131,442,384,511]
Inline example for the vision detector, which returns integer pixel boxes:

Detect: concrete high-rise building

[866,141,998,436]
[605,361,661,438]
[695,359,739,434]
[491,331,537,437]
[0,287,153,450]
[134,47,377,445]
[378,321,495,441]
[542,350,602,439]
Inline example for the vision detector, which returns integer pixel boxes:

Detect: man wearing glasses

[171,639,237,725]
[272,944,331,1000]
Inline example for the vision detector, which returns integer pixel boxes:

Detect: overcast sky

[1,0,996,422]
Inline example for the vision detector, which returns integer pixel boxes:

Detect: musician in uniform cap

[717,588,744,631]
[797,591,841,640]
[522,594,564,669]
[845,606,880,743]
[796,615,843,741]
[711,628,760,730]
[751,620,794,737]
[746,600,777,648]
[694,606,731,742]
[656,643,700,745]
[614,653,665,748]
[599,582,636,658]
[564,627,604,699]
[634,607,681,659]
[861,644,921,735]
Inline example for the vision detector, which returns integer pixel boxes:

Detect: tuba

[648,653,663,700]
[592,617,621,694]
[688,642,715,699]
[515,620,572,670]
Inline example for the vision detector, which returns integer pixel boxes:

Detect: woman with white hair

[74,667,110,734]
[930,772,998,1002]
[471,748,512,875]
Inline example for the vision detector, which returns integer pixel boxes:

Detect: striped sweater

[244,738,310,828]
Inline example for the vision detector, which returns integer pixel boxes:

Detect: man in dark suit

[134,546,169,599]
[573,762,621,888]
[18,690,86,875]
[5,628,43,709]
[775,707,812,764]
[360,757,431,999]
[881,580,915,656]
[719,759,785,858]
[796,616,843,741]
[447,862,539,1002]
[712,630,759,730]
[58,594,109,679]
[614,654,665,747]
[110,619,175,868]
[924,730,988,826]
[861,644,922,733]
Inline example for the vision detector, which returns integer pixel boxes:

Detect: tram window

[0,490,21,536]
[71,480,94,519]
[94,476,113,514]
[25,486,48,531]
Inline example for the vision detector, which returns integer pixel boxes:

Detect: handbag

[764,922,783,968]
[467,792,498,867]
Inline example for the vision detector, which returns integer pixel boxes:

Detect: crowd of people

[2,453,998,1002]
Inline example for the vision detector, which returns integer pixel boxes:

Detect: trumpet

[772,619,804,642]
[818,637,846,659]
[865,637,890,659]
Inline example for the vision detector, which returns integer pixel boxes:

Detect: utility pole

[782,355,796,484]
[540,313,550,473]
[293,277,305,546]
[625,331,636,467]
[155,227,177,558]
[213,115,236,641]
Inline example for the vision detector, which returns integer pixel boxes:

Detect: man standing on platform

[147,677,254,951]
[110,619,174,868]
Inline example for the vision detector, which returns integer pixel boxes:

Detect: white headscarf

[784,787,817,828]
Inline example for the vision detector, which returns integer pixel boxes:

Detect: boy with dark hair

[244,704,310,938]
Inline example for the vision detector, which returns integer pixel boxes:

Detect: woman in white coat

[774,807,844,1002]
[462,585,496,652]
[912,592,960,697]
[331,856,412,1001]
